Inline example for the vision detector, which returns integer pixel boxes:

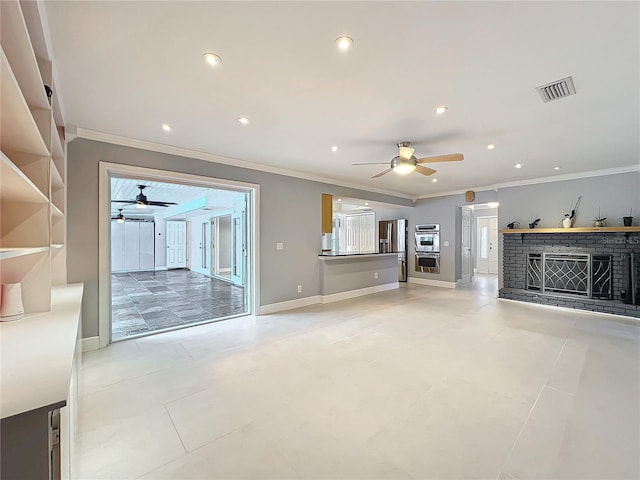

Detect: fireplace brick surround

[500,230,640,318]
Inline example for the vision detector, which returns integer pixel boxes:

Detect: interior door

[231,197,246,286]
[477,217,490,274]
[488,217,499,274]
[461,206,472,283]
[166,220,187,269]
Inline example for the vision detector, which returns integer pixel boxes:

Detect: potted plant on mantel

[593,208,606,228]
[562,195,581,228]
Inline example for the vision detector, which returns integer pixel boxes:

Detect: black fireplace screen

[526,252,612,299]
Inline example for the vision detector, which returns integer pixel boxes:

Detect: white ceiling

[46,2,639,198]
[110,177,239,217]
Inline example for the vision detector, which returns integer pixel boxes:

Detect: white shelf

[51,118,64,159]
[0,246,49,260]
[50,158,64,190]
[51,203,64,218]
[0,284,83,419]
[0,48,49,157]
[0,0,50,111]
[51,244,63,249]
[0,151,49,204]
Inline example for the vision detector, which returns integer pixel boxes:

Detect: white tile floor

[75,282,640,479]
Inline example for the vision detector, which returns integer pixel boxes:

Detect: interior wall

[218,215,231,270]
[66,138,413,338]
[153,216,166,269]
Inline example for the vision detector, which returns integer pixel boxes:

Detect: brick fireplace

[500,229,640,318]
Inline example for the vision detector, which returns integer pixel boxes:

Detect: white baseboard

[154,266,168,271]
[81,336,100,352]
[322,283,399,304]
[259,282,400,314]
[408,277,457,289]
[259,295,322,315]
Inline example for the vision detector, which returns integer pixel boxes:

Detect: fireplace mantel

[500,227,640,234]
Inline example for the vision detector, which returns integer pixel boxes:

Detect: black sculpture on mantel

[506,220,520,229]
[529,218,540,229]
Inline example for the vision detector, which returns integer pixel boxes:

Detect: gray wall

[66,138,412,337]
[218,215,231,270]
[319,255,398,296]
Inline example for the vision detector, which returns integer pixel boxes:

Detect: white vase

[562,218,572,229]
[0,283,25,321]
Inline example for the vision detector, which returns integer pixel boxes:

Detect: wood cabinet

[321,193,333,234]
[1,0,67,314]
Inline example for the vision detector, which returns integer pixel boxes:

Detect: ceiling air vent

[536,76,576,103]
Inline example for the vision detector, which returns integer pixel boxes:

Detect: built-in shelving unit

[1,0,67,314]
[500,227,640,234]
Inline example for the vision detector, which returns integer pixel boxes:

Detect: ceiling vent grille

[536,76,576,103]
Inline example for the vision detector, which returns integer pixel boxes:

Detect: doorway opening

[457,203,499,296]
[99,164,258,346]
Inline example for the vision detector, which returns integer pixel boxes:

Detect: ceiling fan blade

[352,162,390,166]
[146,201,178,207]
[372,168,392,178]
[416,165,437,177]
[398,146,415,160]
[111,200,136,204]
[416,153,464,163]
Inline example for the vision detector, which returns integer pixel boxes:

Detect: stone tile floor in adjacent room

[78,283,639,479]
[111,269,245,340]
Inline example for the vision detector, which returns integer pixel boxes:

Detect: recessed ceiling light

[515,163,523,169]
[365,202,369,206]
[331,145,339,152]
[487,144,496,150]
[554,166,561,170]
[435,106,448,115]
[337,198,342,202]
[335,36,354,51]
[238,117,250,125]
[161,124,172,132]
[432,178,438,183]
[203,52,222,66]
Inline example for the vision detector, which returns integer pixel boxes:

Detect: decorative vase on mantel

[562,217,572,229]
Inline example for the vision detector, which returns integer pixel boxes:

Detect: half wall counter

[318,252,399,300]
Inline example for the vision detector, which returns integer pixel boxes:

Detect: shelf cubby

[1,152,49,204]
[0,250,51,313]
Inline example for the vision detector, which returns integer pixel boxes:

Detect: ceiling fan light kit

[353,141,464,179]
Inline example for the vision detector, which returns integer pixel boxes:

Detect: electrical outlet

[297,285,303,293]
[276,242,284,250]
[374,272,379,279]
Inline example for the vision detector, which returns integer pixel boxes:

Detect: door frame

[98,162,260,348]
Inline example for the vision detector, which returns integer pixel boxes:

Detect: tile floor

[111,270,246,340]
[77,282,640,479]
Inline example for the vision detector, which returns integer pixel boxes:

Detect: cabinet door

[124,222,140,271]
[111,221,125,272]
[139,223,155,271]
[345,215,359,253]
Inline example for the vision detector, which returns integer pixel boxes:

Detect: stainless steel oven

[415,253,440,274]
[415,224,440,253]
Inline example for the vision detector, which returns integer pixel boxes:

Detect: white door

[166,220,187,269]
[345,215,359,253]
[477,217,490,274]
[124,222,140,271]
[139,222,155,270]
[359,213,376,253]
[488,217,499,274]
[460,206,472,283]
[111,221,125,272]
[231,197,245,286]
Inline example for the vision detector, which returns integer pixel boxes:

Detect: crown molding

[415,165,639,200]
[73,127,415,202]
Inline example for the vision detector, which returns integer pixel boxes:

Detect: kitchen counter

[318,252,398,260]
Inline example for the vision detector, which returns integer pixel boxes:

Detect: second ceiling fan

[353,142,464,178]
[111,185,178,208]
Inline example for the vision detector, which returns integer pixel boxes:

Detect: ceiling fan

[111,185,178,209]
[111,209,126,223]
[353,142,464,178]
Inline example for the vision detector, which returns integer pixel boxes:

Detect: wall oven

[415,224,440,273]
[415,224,440,253]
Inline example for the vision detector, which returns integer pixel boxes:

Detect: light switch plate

[276,242,284,250]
